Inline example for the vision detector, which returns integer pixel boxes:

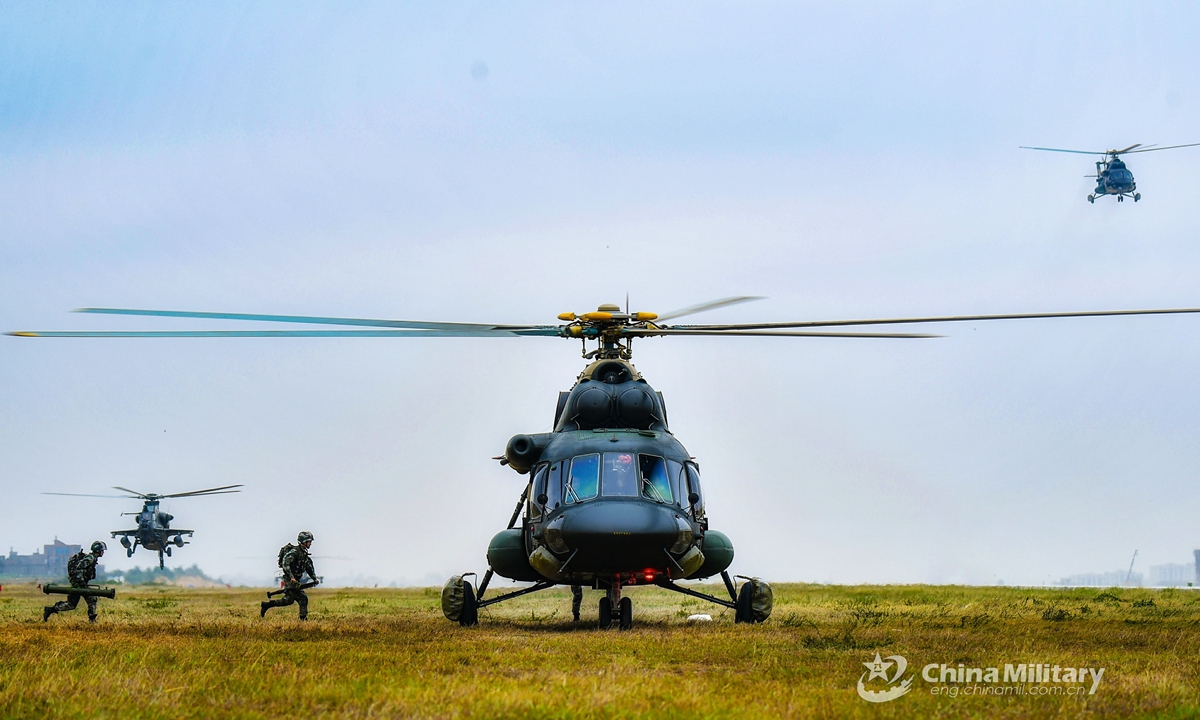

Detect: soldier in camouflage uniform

[261,531,317,620]
[44,541,106,623]
[571,584,583,622]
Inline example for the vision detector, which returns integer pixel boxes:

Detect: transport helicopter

[43,485,243,568]
[1021,142,1200,202]
[12,298,1200,628]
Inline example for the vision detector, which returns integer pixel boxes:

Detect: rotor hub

[557,304,660,361]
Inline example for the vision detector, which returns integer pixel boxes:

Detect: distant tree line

[104,564,221,585]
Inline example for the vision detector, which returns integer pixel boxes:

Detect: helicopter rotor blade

[1123,142,1200,154]
[159,484,244,499]
[159,490,244,499]
[669,307,1200,332]
[1019,146,1106,155]
[1113,144,1143,154]
[625,329,939,339]
[8,329,559,338]
[655,296,764,322]
[72,308,551,333]
[41,492,135,499]
[112,486,149,497]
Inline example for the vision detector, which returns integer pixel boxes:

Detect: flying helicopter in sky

[1021,142,1200,203]
[12,298,1200,628]
[43,485,243,568]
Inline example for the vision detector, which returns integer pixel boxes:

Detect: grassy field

[1,581,1198,719]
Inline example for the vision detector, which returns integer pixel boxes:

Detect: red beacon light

[643,569,656,583]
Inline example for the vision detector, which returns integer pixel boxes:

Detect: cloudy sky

[3,2,1200,587]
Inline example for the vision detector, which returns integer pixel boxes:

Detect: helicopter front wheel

[618,597,633,630]
[598,597,612,629]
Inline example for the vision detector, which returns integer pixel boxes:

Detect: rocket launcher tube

[42,584,116,599]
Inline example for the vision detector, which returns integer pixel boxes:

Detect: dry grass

[1,582,1198,718]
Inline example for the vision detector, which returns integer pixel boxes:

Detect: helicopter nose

[558,500,682,571]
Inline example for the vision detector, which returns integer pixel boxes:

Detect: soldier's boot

[88,613,98,624]
[571,585,583,622]
[43,606,55,622]
[260,601,271,618]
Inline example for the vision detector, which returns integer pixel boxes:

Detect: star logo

[856,653,913,704]
[863,653,894,682]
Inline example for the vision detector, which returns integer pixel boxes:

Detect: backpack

[277,543,296,570]
[67,551,87,583]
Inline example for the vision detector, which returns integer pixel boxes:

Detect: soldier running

[261,531,318,620]
[44,541,106,623]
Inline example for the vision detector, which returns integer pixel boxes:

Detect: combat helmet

[297,531,314,544]
[91,540,107,554]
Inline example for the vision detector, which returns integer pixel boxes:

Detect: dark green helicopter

[12,298,1200,628]
[1021,142,1200,202]
[43,485,243,568]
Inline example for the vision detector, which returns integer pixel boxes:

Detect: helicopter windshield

[639,454,673,503]
[602,452,639,496]
[565,453,599,503]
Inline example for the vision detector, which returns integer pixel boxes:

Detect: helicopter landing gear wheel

[1134,193,1141,202]
[1118,195,1123,202]
[458,581,479,627]
[735,584,754,623]
[1087,195,1095,203]
[619,597,632,630]
[598,597,613,629]
[127,548,134,557]
[734,578,774,624]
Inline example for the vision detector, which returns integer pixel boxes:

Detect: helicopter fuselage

[1093,157,1138,200]
[488,359,734,591]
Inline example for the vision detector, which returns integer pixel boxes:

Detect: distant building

[1056,570,1142,587]
[1148,563,1193,587]
[0,539,103,578]
[1195,550,1200,586]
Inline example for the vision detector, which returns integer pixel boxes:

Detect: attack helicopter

[1021,142,1200,202]
[43,485,243,568]
[12,297,1200,628]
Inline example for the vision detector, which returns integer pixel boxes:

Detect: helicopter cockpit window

[666,459,685,506]
[639,454,673,503]
[602,452,639,496]
[686,463,705,518]
[545,461,564,509]
[565,454,599,503]
[529,464,548,519]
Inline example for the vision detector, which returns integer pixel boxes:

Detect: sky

[3,2,1200,587]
